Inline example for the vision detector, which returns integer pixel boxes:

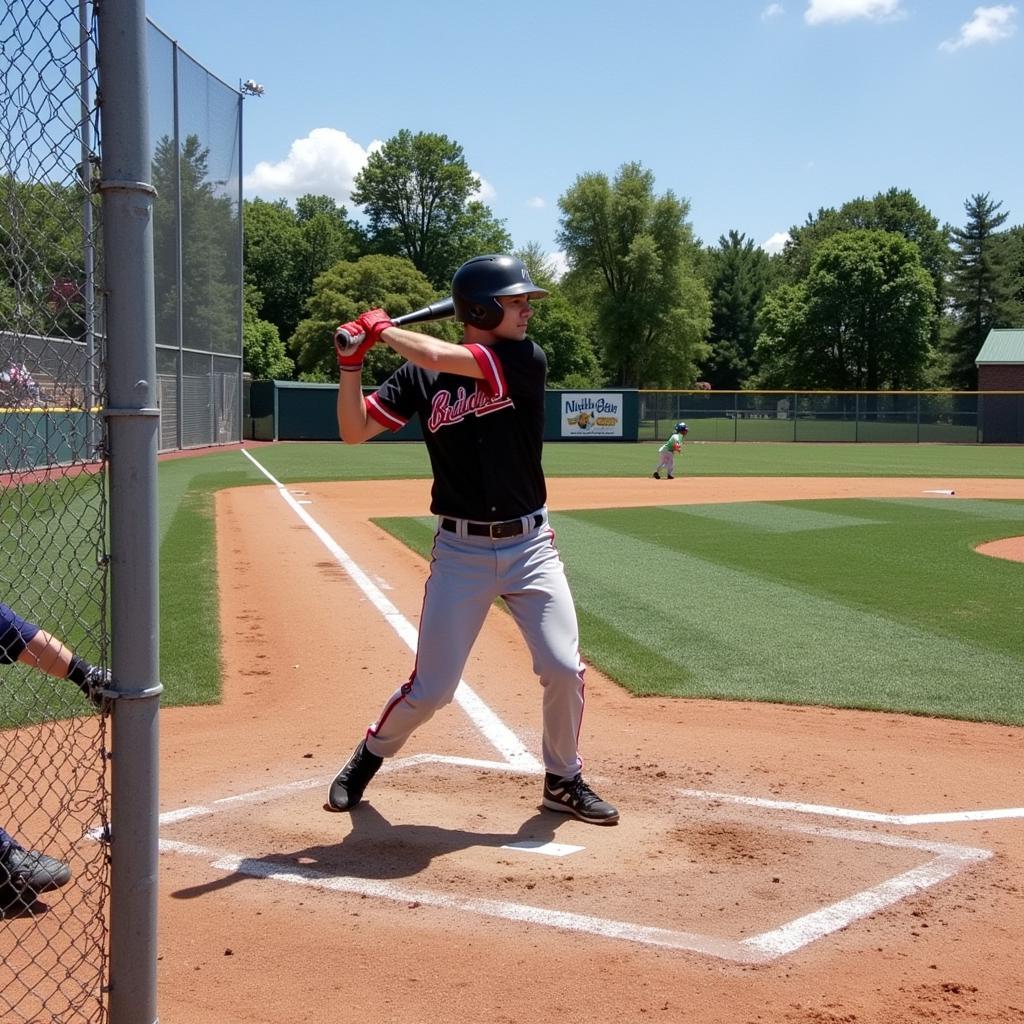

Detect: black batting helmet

[676,422,688,434]
[451,254,549,330]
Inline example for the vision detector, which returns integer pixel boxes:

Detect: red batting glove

[356,308,393,345]
[334,321,376,372]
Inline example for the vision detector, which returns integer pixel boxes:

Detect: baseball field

[10,440,1024,1022]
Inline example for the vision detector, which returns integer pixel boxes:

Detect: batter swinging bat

[335,297,455,351]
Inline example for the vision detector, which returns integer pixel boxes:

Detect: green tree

[702,230,772,388]
[782,189,949,366]
[943,194,1021,389]
[294,194,364,298]
[783,188,948,290]
[289,254,443,382]
[351,130,510,289]
[755,230,935,389]
[441,200,513,280]
[243,195,362,345]
[557,162,710,387]
[243,198,303,338]
[243,285,294,380]
[514,243,603,387]
[1000,225,1024,310]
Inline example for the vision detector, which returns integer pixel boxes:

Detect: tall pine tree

[944,193,1018,389]
[703,231,772,388]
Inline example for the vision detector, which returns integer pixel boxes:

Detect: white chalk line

[240,448,540,772]
[159,835,753,961]
[679,788,1024,825]
[157,756,993,963]
[158,810,990,964]
[741,821,990,959]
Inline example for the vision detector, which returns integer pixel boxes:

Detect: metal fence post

[97,2,162,1022]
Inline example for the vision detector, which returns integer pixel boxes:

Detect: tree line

[244,131,1023,391]
[4,127,1021,393]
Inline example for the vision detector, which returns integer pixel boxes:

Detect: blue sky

[144,0,1021,270]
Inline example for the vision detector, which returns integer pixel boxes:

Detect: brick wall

[978,364,1024,390]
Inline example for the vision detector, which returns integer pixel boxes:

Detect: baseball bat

[335,297,455,350]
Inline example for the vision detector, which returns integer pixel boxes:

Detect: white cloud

[761,3,785,20]
[526,196,546,209]
[472,175,496,202]
[244,130,501,213]
[940,5,1017,52]
[243,127,379,202]
[761,231,791,255]
[804,0,904,25]
[548,250,570,280]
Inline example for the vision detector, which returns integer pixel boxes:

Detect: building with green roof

[976,328,1024,390]
[976,328,1024,442]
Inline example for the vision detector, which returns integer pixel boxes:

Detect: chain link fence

[1,1,109,1021]
[640,390,986,443]
[149,22,243,452]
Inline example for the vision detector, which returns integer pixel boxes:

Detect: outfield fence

[246,382,1022,445]
[640,390,1024,444]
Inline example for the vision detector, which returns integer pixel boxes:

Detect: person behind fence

[652,421,688,479]
[2,361,42,404]
[1,601,109,914]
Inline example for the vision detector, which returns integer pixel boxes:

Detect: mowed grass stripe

[663,502,879,533]
[870,497,1024,521]
[557,516,1024,723]
[573,500,1023,656]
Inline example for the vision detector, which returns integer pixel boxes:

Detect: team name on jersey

[427,384,514,433]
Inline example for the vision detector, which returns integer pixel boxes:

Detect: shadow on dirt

[170,802,574,900]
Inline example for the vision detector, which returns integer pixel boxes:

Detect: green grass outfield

[5,441,1022,727]
[378,497,1024,725]
[195,439,1024,480]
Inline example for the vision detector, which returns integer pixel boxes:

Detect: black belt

[440,514,544,539]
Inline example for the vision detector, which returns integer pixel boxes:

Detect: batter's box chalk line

[678,788,1024,826]
[151,756,994,964]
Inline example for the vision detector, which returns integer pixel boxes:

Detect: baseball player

[1,601,109,913]
[328,254,618,825]
[652,422,688,479]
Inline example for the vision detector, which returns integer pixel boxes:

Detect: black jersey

[365,339,547,520]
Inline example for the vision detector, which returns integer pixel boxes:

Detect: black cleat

[652,472,660,479]
[326,739,383,811]
[0,844,72,897]
[542,773,619,825]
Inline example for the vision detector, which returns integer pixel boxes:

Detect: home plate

[502,840,584,857]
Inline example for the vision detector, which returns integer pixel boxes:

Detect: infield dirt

[116,477,1024,1021]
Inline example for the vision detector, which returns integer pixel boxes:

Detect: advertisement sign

[560,392,623,437]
